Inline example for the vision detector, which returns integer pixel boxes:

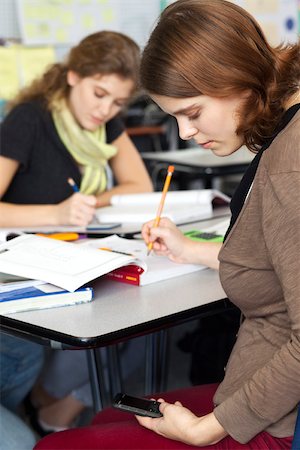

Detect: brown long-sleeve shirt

[214,108,300,443]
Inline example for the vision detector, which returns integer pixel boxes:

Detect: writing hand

[56,193,97,226]
[141,217,192,263]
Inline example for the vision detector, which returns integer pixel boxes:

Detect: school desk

[0,206,230,239]
[141,146,254,189]
[0,215,232,412]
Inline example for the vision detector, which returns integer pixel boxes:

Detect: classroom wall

[0,0,299,49]
[0,0,299,106]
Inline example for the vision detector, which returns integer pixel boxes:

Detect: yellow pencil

[147,165,175,256]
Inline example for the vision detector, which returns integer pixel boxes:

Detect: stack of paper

[0,234,146,292]
[0,233,205,295]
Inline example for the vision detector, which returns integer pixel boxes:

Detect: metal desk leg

[107,344,123,399]
[158,329,169,392]
[144,330,170,395]
[86,348,108,413]
[145,333,156,395]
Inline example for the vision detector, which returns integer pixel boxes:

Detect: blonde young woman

[0,31,152,227]
[0,31,152,435]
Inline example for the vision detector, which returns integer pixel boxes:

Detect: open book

[0,233,204,292]
[0,234,145,292]
[96,189,230,224]
[82,235,205,286]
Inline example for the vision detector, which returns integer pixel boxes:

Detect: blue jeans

[0,333,44,411]
[0,404,37,450]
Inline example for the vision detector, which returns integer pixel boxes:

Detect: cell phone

[86,222,121,230]
[113,393,163,418]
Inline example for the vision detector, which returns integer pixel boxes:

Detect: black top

[0,101,124,204]
[225,103,300,240]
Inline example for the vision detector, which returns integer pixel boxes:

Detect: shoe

[23,392,69,436]
[23,393,37,417]
[29,411,54,437]
[29,409,69,437]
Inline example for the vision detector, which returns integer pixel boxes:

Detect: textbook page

[0,235,145,292]
[82,235,205,286]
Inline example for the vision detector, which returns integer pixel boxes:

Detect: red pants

[34,384,293,449]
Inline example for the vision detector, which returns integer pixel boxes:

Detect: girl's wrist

[189,413,227,447]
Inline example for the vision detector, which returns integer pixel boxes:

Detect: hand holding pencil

[52,177,97,226]
[146,165,174,255]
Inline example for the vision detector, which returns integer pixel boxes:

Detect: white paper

[83,235,205,286]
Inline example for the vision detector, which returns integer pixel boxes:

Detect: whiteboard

[16,0,161,48]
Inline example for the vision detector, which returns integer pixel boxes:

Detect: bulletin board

[160,0,299,45]
[16,0,162,48]
[233,0,299,44]
[0,45,55,100]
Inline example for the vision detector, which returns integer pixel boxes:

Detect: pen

[99,247,133,256]
[68,177,80,193]
[147,165,175,256]
[68,177,100,228]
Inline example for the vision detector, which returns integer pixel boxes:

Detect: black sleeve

[0,103,39,171]
[106,115,125,143]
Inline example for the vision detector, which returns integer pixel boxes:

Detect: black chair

[292,404,300,450]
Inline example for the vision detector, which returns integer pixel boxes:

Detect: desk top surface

[0,216,229,348]
[141,146,254,168]
[0,207,230,239]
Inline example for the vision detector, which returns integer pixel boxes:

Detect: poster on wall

[232,0,298,44]
[16,0,161,48]
[15,0,299,48]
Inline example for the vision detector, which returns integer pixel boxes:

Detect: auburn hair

[141,0,300,151]
[9,31,140,111]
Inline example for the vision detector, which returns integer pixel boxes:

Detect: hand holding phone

[113,393,163,418]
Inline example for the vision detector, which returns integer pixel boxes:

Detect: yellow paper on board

[18,46,56,87]
[0,47,20,100]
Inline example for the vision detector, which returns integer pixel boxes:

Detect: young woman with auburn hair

[34,1,299,448]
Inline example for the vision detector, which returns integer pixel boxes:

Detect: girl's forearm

[0,202,58,227]
[184,239,222,270]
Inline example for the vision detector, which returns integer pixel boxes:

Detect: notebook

[0,283,93,314]
[95,189,230,224]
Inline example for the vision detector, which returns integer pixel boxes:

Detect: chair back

[292,404,300,450]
